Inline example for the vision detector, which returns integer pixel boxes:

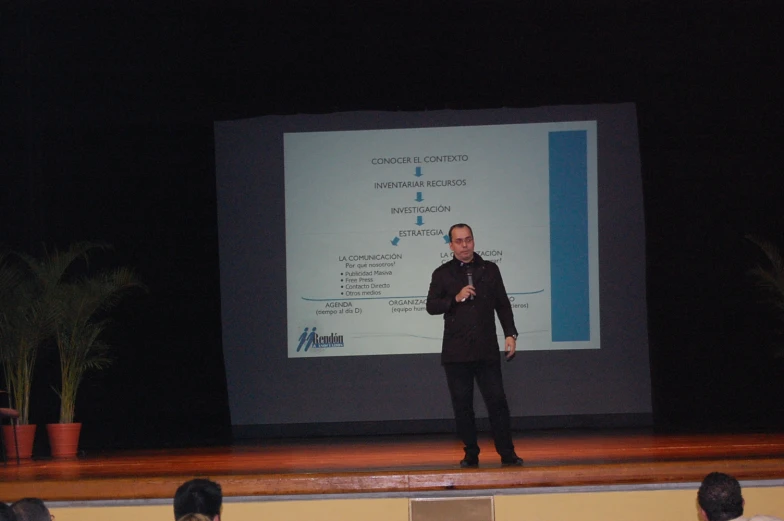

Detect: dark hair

[698,472,744,521]
[0,502,17,521]
[10,499,49,521]
[173,478,222,520]
[448,223,473,242]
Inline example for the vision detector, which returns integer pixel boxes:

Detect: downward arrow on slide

[415,167,423,177]
[391,237,400,246]
[443,235,450,244]
[416,216,424,226]
[415,192,424,202]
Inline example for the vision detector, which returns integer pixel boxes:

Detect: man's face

[449,226,475,263]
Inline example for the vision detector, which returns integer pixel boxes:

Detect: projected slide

[284,121,599,358]
[217,104,650,429]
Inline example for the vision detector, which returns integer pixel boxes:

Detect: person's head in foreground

[697,471,783,521]
[173,478,222,521]
[698,472,744,521]
[10,498,51,521]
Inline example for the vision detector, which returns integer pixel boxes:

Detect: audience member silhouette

[174,478,223,521]
[9,499,50,521]
[698,472,783,521]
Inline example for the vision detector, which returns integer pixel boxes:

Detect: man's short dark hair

[174,478,222,520]
[698,472,744,521]
[10,498,49,521]
[448,223,473,242]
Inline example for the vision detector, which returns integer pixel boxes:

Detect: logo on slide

[296,327,345,352]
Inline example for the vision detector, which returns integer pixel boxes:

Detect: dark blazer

[426,254,518,363]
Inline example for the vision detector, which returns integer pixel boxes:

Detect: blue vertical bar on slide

[549,130,590,341]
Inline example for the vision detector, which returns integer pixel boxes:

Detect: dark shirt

[426,254,518,363]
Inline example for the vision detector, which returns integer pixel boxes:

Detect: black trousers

[443,358,516,459]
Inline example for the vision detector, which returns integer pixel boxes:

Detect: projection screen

[215,104,651,437]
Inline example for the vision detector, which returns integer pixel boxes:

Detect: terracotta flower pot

[2,423,36,460]
[46,423,82,459]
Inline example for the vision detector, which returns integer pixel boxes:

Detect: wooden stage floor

[2,430,784,502]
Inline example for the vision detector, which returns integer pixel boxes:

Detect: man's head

[698,472,745,521]
[10,498,50,521]
[449,223,475,263]
[173,478,222,521]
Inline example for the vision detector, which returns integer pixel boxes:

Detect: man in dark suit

[426,223,523,468]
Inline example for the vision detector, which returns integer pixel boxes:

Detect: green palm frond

[747,236,784,306]
[53,266,145,423]
[0,242,138,424]
[1,249,50,423]
[746,235,784,358]
[34,242,110,288]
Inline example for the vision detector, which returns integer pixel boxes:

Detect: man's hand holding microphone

[455,285,475,303]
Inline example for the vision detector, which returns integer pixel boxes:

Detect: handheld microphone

[467,269,474,300]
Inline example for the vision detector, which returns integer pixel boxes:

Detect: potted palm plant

[48,266,144,458]
[0,243,99,459]
[0,250,41,459]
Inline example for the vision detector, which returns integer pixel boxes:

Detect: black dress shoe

[460,457,479,468]
[501,456,524,466]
